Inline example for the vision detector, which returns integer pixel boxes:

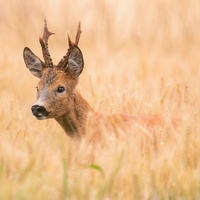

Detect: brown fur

[23,21,180,149]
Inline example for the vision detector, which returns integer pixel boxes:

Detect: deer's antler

[39,19,55,68]
[57,22,82,70]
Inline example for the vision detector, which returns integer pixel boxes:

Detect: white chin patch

[36,116,47,120]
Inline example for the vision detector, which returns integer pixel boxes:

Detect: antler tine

[42,19,55,45]
[39,19,55,68]
[68,21,82,47]
[57,22,82,70]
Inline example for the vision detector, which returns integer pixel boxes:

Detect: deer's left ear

[67,46,84,77]
[23,47,45,79]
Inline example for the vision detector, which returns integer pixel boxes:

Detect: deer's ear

[67,46,84,77]
[23,47,45,78]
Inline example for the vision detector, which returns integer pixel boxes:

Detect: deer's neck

[55,92,93,139]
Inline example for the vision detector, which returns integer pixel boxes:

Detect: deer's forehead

[39,69,62,84]
[38,68,76,88]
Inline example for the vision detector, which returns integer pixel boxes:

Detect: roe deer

[23,20,180,143]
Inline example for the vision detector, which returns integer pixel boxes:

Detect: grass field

[1,0,200,199]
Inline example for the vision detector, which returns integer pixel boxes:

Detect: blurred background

[1,0,200,114]
[1,0,200,157]
[1,0,200,198]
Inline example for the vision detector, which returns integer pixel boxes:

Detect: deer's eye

[36,86,39,92]
[57,86,65,93]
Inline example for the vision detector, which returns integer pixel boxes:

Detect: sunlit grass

[1,0,200,199]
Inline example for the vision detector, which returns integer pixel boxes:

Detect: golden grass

[1,0,200,199]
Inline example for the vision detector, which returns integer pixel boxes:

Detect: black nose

[31,105,49,118]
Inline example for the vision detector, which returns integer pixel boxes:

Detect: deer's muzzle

[31,105,50,120]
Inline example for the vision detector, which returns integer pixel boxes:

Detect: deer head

[23,20,84,120]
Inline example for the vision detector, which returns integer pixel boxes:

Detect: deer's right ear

[23,47,45,78]
[67,46,84,77]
